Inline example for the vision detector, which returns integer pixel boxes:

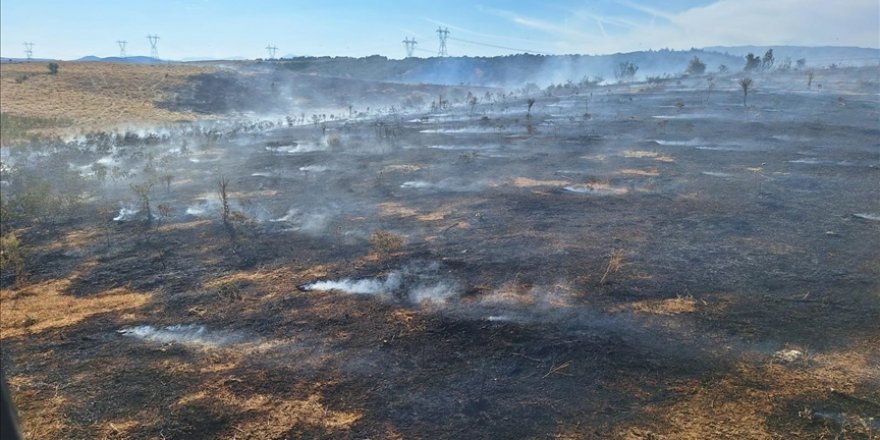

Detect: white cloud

[503,0,880,54]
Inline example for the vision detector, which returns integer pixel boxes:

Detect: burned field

[1,66,879,439]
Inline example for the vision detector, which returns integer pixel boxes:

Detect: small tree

[614,61,638,82]
[807,71,815,89]
[796,58,806,69]
[162,173,173,193]
[0,233,26,288]
[217,175,230,226]
[705,75,716,105]
[744,53,761,71]
[369,230,403,258]
[739,78,753,107]
[47,63,59,75]
[157,204,172,227]
[778,57,792,71]
[761,49,774,71]
[130,182,154,225]
[686,56,706,75]
[526,98,536,118]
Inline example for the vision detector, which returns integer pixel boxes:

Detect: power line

[117,40,127,57]
[436,27,449,57]
[146,34,160,59]
[448,36,553,55]
[23,42,34,60]
[265,44,278,59]
[402,37,417,58]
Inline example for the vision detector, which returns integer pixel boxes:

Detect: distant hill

[1,58,57,63]
[76,55,163,64]
[702,46,879,68]
[270,49,744,87]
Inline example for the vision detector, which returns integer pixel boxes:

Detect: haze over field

[1,1,879,440]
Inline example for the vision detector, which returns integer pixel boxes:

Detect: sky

[1,0,878,60]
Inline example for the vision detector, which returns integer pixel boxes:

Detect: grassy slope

[0,62,213,142]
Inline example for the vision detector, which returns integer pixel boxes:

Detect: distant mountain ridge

[3,45,875,87]
[703,46,879,65]
[76,55,163,64]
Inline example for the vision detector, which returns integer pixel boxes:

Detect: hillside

[0,62,213,142]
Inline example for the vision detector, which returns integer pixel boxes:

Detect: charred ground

[1,63,879,439]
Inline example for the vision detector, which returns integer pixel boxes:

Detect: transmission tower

[402,37,417,58]
[436,27,449,57]
[23,42,34,60]
[265,44,278,59]
[146,34,160,58]
[117,40,127,57]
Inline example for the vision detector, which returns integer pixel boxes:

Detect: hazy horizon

[1,0,878,60]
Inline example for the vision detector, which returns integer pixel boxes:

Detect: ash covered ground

[1,65,879,439]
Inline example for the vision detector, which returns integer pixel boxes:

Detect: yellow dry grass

[623,150,675,162]
[5,374,69,439]
[0,279,150,339]
[27,228,99,253]
[623,345,879,439]
[381,164,424,173]
[510,177,571,188]
[610,296,698,315]
[0,62,213,133]
[239,394,362,432]
[618,168,660,177]
[378,199,485,223]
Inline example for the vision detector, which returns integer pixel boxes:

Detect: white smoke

[302,262,461,306]
[118,324,241,347]
[302,272,402,295]
[113,206,140,221]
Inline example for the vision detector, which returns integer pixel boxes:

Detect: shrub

[369,230,403,256]
[47,62,59,75]
[686,56,706,75]
[130,182,154,225]
[744,53,761,71]
[600,249,625,285]
[326,133,342,148]
[614,61,639,82]
[739,78,753,107]
[217,176,230,226]
[216,281,242,300]
[0,233,26,287]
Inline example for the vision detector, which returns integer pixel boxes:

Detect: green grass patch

[0,112,71,146]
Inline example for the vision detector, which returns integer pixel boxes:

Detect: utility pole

[146,34,160,59]
[117,40,127,57]
[23,42,34,60]
[436,27,449,57]
[265,44,278,59]
[402,37,417,58]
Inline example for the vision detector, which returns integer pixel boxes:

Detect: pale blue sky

[1,0,877,60]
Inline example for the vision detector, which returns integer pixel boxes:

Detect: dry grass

[381,164,424,173]
[610,296,698,315]
[623,150,675,162]
[0,62,213,134]
[369,230,404,256]
[233,393,362,435]
[621,344,880,439]
[618,168,660,177]
[5,374,70,439]
[600,249,626,284]
[510,177,572,188]
[0,278,150,339]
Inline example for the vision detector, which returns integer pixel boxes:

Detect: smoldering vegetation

[2,62,879,439]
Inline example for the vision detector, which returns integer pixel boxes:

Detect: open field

[0,62,213,141]
[1,64,879,439]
